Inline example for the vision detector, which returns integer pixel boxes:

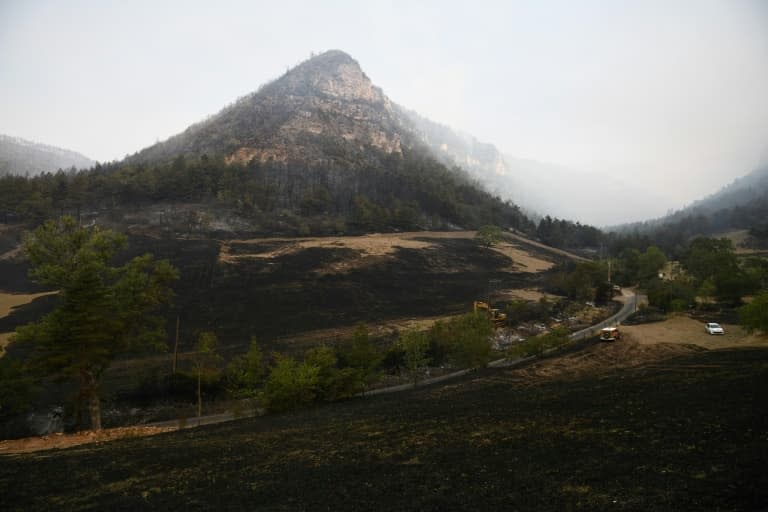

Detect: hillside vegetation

[613,166,768,252]
[0,148,532,236]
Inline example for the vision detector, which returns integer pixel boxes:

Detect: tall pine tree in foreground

[14,217,178,430]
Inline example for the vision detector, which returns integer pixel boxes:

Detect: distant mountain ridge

[674,166,768,216]
[0,135,95,176]
[611,164,768,242]
[402,109,667,226]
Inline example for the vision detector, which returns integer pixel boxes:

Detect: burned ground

[1,231,560,355]
[0,229,570,434]
[1,342,766,511]
[198,236,536,350]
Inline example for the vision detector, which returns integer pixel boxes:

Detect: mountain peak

[273,49,383,103]
[308,49,357,65]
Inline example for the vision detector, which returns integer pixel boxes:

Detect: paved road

[505,231,590,263]
[568,288,640,342]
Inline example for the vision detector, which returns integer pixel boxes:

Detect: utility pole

[608,259,612,289]
[172,315,180,383]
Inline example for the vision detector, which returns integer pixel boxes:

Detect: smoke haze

[1,0,766,224]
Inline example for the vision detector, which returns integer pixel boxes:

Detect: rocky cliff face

[402,108,509,178]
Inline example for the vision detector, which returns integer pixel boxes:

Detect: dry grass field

[0,291,56,354]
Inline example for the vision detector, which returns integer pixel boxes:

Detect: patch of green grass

[1,347,767,511]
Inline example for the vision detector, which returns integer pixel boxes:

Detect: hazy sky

[1,0,767,222]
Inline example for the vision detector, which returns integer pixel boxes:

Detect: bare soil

[621,314,768,350]
[0,291,57,320]
[493,288,562,302]
[0,426,175,454]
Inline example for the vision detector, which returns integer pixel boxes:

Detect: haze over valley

[1,2,767,511]
[2,1,767,225]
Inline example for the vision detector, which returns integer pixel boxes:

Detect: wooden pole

[197,372,202,424]
[172,315,180,380]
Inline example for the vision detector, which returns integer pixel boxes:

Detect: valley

[0,32,766,512]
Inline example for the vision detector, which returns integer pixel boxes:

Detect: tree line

[0,148,535,236]
[146,314,496,417]
[539,233,768,334]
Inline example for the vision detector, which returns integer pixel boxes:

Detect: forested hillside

[612,165,768,252]
[0,150,533,235]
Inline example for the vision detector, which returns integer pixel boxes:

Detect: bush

[646,278,695,313]
[740,290,768,333]
[397,330,431,383]
[476,225,503,247]
[305,346,362,401]
[429,313,493,368]
[338,324,381,393]
[223,337,265,399]
[262,355,320,413]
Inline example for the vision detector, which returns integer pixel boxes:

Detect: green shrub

[339,324,381,393]
[429,313,493,368]
[740,290,768,333]
[223,337,265,398]
[262,355,320,413]
[305,346,362,401]
[397,330,431,383]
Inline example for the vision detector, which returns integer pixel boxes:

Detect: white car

[705,322,725,335]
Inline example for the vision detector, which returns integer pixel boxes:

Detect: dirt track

[0,426,175,454]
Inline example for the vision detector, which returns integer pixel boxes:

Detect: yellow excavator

[473,301,507,327]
